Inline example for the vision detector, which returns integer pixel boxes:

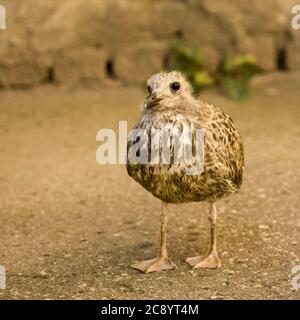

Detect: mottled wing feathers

[127,100,244,203]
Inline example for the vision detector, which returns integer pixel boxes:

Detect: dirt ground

[0,72,299,300]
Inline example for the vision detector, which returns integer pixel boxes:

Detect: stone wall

[0,0,299,88]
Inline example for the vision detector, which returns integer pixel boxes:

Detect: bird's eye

[147,85,152,94]
[171,82,180,91]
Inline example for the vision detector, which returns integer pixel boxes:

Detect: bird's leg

[130,201,177,273]
[185,202,221,269]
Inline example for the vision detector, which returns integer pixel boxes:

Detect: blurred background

[0,0,299,89]
[0,0,299,300]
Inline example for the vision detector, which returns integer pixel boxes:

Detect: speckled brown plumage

[127,73,244,204]
[126,71,244,273]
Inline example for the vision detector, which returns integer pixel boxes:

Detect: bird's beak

[146,93,163,110]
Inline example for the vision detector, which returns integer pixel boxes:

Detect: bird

[126,71,244,273]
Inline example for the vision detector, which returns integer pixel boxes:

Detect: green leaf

[221,78,251,101]
[219,54,261,80]
[193,71,215,89]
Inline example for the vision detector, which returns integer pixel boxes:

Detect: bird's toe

[130,257,177,273]
[186,252,221,269]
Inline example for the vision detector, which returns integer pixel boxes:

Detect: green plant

[169,38,215,91]
[218,54,261,100]
[167,38,261,101]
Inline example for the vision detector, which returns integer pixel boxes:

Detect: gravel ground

[0,72,299,300]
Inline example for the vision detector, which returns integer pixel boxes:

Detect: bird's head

[143,71,193,112]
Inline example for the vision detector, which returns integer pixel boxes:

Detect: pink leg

[130,202,177,273]
[186,202,221,269]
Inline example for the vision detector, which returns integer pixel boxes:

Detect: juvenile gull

[127,71,244,273]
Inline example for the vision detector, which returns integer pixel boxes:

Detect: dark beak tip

[146,96,163,109]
